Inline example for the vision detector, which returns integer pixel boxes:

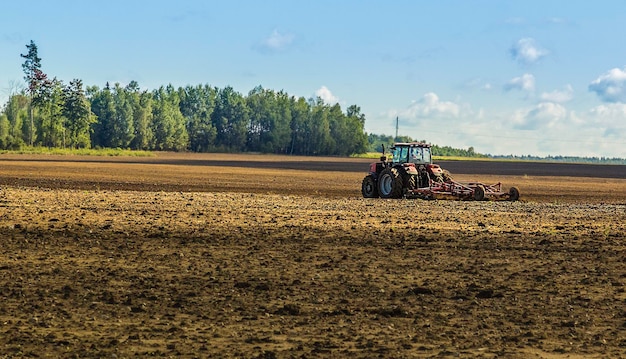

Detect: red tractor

[361,142,520,201]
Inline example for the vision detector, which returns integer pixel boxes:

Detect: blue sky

[2,0,626,157]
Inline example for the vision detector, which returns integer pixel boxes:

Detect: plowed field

[1,153,625,358]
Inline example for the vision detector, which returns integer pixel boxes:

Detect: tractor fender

[369,162,389,176]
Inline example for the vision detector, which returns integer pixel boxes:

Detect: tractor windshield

[422,147,432,163]
[393,146,409,163]
[410,147,422,163]
[409,146,432,164]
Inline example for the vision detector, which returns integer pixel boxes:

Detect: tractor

[361,142,520,201]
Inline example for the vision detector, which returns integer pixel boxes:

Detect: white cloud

[512,102,567,130]
[504,73,535,92]
[377,94,475,152]
[588,102,626,120]
[463,77,492,91]
[587,103,626,137]
[315,86,339,104]
[258,29,295,53]
[510,38,548,65]
[540,84,573,103]
[368,92,626,157]
[402,92,460,120]
[588,67,626,103]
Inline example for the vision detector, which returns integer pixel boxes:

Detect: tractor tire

[508,186,520,201]
[361,175,378,198]
[407,174,418,190]
[378,168,404,199]
[473,185,486,201]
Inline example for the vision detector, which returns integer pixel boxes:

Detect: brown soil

[0,153,625,358]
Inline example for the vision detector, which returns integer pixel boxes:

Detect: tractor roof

[392,142,431,148]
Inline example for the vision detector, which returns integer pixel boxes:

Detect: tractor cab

[389,142,441,188]
[390,142,432,165]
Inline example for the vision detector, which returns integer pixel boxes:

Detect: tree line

[0,41,368,155]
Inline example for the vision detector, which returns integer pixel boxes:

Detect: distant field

[0,152,625,199]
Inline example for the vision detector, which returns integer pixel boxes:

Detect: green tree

[20,40,42,145]
[0,113,9,148]
[288,96,310,155]
[89,83,116,148]
[20,41,41,88]
[368,133,406,153]
[307,98,332,155]
[37,78,66,147]
[343,105,368,155]
[110,83,135,148]
[2,93,29,149]
[126,82,154,150]
[247,86,286,152]
[62,79,95,148]
[212,86,249,151]
[152,85,188,151]
[327,103,345,154]
[179,84,217,152]
[272,91,292,153]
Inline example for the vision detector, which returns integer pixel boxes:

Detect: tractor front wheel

[378,168,404,199]
[361,175,378,198]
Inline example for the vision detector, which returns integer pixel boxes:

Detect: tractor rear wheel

[473,185,486,201]
[407,174,417,190]
[361,175,378,198]
[508,186,520,201]
[378,168,404,199]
